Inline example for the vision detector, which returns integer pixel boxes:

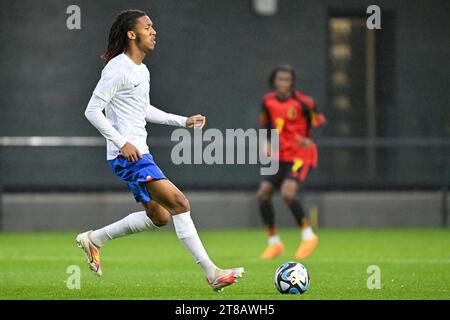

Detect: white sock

[268,235,281,245]
[172,211,218,281]
[90,211,156,247]
[301,226,314,241]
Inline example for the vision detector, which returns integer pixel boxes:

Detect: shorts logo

[146,175,153,181]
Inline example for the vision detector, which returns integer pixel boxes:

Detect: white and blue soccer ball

[274,261,310,294]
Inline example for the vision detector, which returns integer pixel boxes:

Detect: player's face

[133,16,157,53]
[274,71,294,96]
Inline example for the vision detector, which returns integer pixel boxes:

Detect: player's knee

[170,193,190,214]
[281,192,296,205]
[257,188,272,203]
[152,214,170,227]
[144,203,171,227]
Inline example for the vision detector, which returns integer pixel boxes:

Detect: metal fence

[1,135,448,189]
[0,136,448,226]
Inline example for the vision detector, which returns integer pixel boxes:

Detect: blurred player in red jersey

[258,65,326,260]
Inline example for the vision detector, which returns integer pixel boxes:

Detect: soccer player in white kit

[76,9,244,292]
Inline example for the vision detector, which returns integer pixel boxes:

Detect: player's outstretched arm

[145,104,206,129]
[144,104,187,127]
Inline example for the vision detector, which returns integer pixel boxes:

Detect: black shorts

[262,160,313,189]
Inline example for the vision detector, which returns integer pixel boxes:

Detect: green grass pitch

[0,228,449,299]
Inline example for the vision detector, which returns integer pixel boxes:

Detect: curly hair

[268,64,296,89]
[101,9,147,64]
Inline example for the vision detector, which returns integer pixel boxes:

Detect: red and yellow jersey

[260,90,326,164]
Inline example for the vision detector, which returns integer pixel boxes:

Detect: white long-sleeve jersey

[85,53,187,160]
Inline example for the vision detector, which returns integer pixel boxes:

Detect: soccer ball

[274,261,310,294]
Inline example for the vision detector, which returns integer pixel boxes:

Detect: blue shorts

[108,153,167,203]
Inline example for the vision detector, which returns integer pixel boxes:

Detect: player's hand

[120,142,142,162]
[297,137,314,147]
[186,115,206,129]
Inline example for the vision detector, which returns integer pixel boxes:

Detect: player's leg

[257,180,285,259]
[145,179,244,292]
[280,169,318,259]
[76,154,172,276]
[76,200,169,276]
[89,201,169,247]
[142,200,171,227]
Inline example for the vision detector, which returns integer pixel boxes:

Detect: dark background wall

[0,0,449,190]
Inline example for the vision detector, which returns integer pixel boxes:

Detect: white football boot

[206,267,245,292]
[75,231,102,276]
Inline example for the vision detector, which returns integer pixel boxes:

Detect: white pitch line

[310,258,450,264]
[0,256,449,264]
[238,257,450,265]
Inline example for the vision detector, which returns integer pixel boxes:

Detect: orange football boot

[261,243,285,259]
[295,234,319,259]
